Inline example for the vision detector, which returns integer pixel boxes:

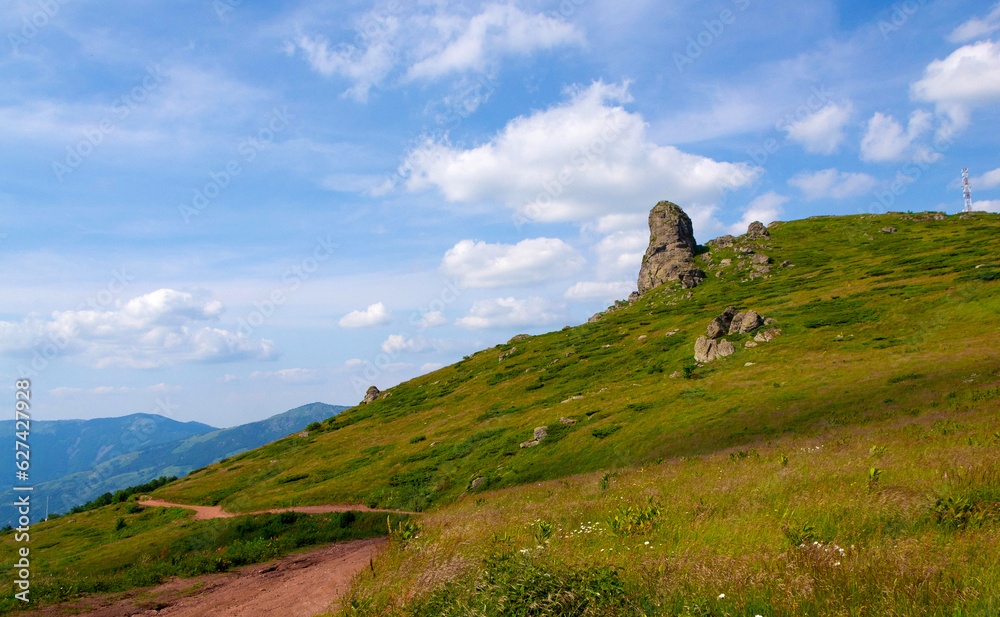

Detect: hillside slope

[154,212,1000,514]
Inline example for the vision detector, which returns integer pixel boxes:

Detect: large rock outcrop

[637,201,706,294]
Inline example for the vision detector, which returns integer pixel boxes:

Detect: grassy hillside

[6,211,1000,616]
[156,212,999,516]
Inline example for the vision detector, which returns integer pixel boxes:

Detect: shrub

[591,425,622,439]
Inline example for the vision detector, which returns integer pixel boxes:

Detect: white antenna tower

[962,168,973,212]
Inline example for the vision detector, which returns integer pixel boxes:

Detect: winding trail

[138,497,414,519]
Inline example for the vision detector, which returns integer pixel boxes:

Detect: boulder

[706,235,735,248]
[362,386,381,404]
[707,306,739,339]
[470,477,485,490]
[694,336,717,363]
[559,417,576,425]
[728,312,746,334]
[716,340,735,358]
[637,201,706,294]
[498,346,518,362]
[746,221,770,239]
[669,371,682,378]
[520,440,539,448]
[745,340,758,348]
[588,313,602,323]
[628,291,640,303]
[719,258,732,267]
[881,227,897,234]
[508,334,530,344]
[751,254,771,265]
[738,310,763,333]
[534,426,548,441]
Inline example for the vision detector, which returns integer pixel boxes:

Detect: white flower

[834,561,841,566]
[718,593,725,599]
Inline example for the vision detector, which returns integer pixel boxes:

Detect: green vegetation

[69,475,177,514]
[6,212,1000,616]
[0,502,407,613]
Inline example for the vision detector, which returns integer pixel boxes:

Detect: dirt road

[138,498,412,520]
[21,537,385,617]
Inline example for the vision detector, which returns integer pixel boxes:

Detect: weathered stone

[362,386,381,404]
[470,477,485,490]
[753,264,771,274]
[498,346,518,362]
[669,371,682,378]
[745,340,758,348]
[781,260,794,267]
[880,227,897,234]
[707,306,739,339]
[751,253,771,265]
[664,329,679,337]
[716,339,735,358]
[628,291,640,303]
[638,335,647,341]
[637,201,705,294]
[706,235,735,248]
[746,221,770,238]
[534,426,548,441]
[754,331,769,343]
[719,258,732,266]
[764,317,778,325]
[508,334,530,344]
[561,395,584,403]
[738,310,763,333]
[559,417,576,425]
[520,440,539,448]
[694,336,717,363]
[728,312,745,334]
[588,313,602,323]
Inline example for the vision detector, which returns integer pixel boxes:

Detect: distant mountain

[2,403,345,524]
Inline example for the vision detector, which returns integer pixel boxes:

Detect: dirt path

[21,537,385,617]
[138,498,412,520]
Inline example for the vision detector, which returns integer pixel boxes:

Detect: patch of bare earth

[20,537,385,617]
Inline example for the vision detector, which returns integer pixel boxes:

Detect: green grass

[8,211,1000,616]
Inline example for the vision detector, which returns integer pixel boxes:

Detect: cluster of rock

[902,212,946,221]
[636,201,706,294]
[693,306,777,362]
[699,220,792,281]
[520,426,548,449]
[361,385,381,404]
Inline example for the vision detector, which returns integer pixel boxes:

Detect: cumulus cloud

[949,3,1000,43]
[594,230,647,279]
[782,102,852,155]
[400,80,759,224]
[250,368,324,384]
[911,41,1000,134]
[860,111,933,162]
[338,302,392,328]
[0,289,277,369]
[287,3,582,101]
[972,167,1000,190]
[725,192,788,235]
[420,362,444,373]
[456,297,565,329]
[441,238,584,288]
[381,334,428,354]
[788,169,876,200]
[564,281,635,302]
[415,311,448,328]
[973,200,1000,213]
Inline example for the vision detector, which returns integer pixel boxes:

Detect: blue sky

[3,0,999,426]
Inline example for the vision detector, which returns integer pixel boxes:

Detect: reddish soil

[20,537,385,617]
[137,498,411,519]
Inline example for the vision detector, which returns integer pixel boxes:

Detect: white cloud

[441,238,584,288]
[456,297,565,329]
[911,41,1000,134]
[782,102,852,155]
[420,362,444,373]
[250,368,324,384]
[788,169,876,200]
[0,289,277,369]
[594,230,647,279]
[726,192,788,235]
[973,200,1000,213]
[381,334,428,354]
[949,3,1000,43]
[338,302,392,328]
[400,80,759,224]
[415,311,448,328]
[148,383,181,393]
[49,387,82,396]
[860,111,933,162]
[564,281,634,302]
[288,4,582,101]
[972,167,1000,189]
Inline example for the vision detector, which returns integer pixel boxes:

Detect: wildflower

[644,541,650,545]
[718,593,725,599]
[834,561,841,566]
